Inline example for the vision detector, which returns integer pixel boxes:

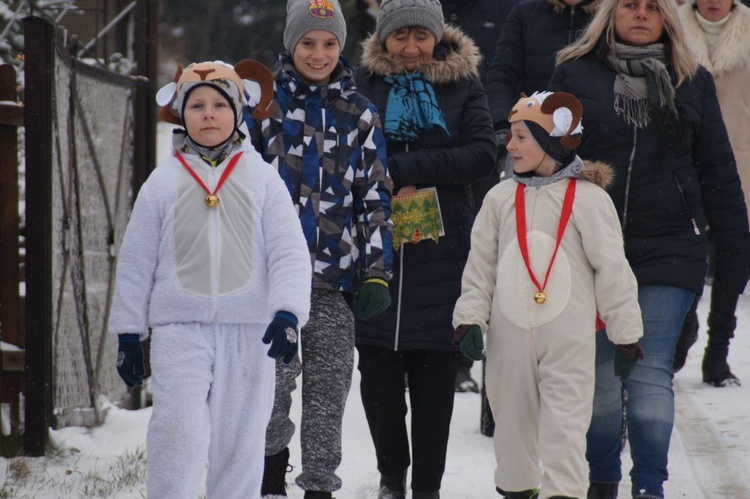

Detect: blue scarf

[384,72,448,142]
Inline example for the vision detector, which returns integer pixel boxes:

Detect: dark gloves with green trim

[356,278,391,320]
[263,311,299,364]
[614,343,646,381]
[453,325,484,361]
[116,333,146,387]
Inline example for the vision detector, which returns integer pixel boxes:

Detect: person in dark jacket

[549,0,750,496]
[440,0,518,394]
[441,0,518,81]
[485,0,601,132]
[354,0,496,497]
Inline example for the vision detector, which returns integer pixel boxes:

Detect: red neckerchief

[174,151,243,207]
[514,179,576,304]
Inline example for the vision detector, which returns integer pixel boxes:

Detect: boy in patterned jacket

[243,1,393,498]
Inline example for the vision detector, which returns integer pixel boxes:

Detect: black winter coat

[354,26,496,351]
[441,0,519,81]
[549,53,750,295]
[485,0,600,129]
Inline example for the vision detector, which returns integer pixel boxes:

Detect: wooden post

[133,0,159,178]
[0,63,24,453]
[23,16,54,457]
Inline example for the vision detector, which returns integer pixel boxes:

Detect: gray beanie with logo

[283,0,347,54]
[376,0,445,44]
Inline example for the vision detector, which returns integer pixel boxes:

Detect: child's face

[507,122,558,177]
[385,27,436,72]
[293,30,341,86]
[183,85,236,147]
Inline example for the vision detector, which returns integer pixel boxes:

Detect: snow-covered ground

[2,291,748,498]
[1,124,747,497]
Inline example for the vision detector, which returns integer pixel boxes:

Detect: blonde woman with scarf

[548,0,750,496]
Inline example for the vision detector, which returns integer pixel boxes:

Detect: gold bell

[534,291,546,304]
[204,194,220,207]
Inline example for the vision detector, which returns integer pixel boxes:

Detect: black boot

[673,296,700,372]
[587,481,618,498]
[303,492,333,499]
[412,492,440,499]
[261,447,292,496]
[379,472,406,499]
[702,312,741,387]
[496,487,539,498]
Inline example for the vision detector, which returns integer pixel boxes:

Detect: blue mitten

[356,278,391,320]
[116,334,145,387]
[452,325,484,361]
[263,311,299,364]
[614,343,646,382]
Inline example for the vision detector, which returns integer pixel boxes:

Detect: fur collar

[548,0,601,15]
[580,160,614,189]
[359,25,480,84]
[679,4,750,75]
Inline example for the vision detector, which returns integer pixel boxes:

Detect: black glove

[116,334,145,387]
[356,278,391,320]
[263,311,299,364]
[614,343,646,382]
[453,324,484,361]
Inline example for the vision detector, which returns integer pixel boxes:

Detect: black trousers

[357,345,457,492]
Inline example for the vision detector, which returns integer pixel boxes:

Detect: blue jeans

[587,285,695,498]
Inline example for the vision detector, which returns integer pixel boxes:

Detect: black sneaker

[587,482,618,499]
[455,368,479,393]
[261,447,292,497]
[304,492,333,499]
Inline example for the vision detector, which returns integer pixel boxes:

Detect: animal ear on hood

[540,92,583,149]
[234,59,275,119]
[156,64,183,125]
[154,59,275,124]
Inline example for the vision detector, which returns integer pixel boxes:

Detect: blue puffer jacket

[354,25,496,351]
[245,54,392,293]
[549,51,750,295]
[485,0,600,129]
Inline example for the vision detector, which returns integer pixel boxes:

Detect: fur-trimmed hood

[548,0,601,15]
[679,3,750,75]
[580,160,614,189]
[359,24,481,84]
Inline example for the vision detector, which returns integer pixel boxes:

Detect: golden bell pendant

[204,194,220,207]
[534,291,546,304]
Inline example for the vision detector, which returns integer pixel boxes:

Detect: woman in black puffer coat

[485,0,601,131]
[353,0,495,497]
[548,0,750,497]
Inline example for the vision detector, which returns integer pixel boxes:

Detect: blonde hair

[556,0,698,86]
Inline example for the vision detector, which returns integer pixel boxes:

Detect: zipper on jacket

[622,125,638,231]
[394,246,404,351]
[672,175,701,235]
[393,143,409,351]
[568,7,576,44]
[209,168,221,299]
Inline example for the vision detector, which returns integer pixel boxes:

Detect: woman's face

[614,0,665,46]
[384,27,436,71]
[293,30,341,86]
[183,86,235,147]
[696,0,733,21]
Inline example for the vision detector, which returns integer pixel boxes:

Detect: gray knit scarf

[607,43,678,129]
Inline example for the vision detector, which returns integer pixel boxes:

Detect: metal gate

[23,15,151,455]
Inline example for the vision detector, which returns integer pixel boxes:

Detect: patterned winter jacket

[245,54,392,293]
